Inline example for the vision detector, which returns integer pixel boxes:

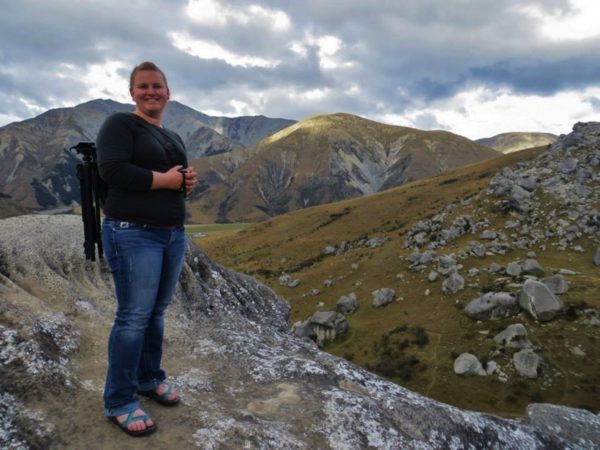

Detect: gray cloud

[0,0,598,134]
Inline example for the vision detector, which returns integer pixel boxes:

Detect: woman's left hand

[184,167,198,194]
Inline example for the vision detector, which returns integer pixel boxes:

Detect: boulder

[559,158,578,174]
[309,311,349,345]
[336,293,359,314]
[594,246,600,266]
[365,237,385,248]
[480,230,498,240]
[372,288,396,307]
[428,270,439,282]
[453,353,486,376]
[279,273,301,288]
[506,261,522,277]
[488,263,503,273]
[541,275,569,294]
[518,279,563,321]
[521,259,544,277]
[292,320,316,339]
[464,292,519,321]
[442,272,465,294]
[527,404,600,450]
[513,349,542,378]
[516,175,537,192]
[510,185,531,213]
[493,324,531,349]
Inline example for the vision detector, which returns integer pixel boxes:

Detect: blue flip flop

[138,383,180,407]
[109,410,157,437]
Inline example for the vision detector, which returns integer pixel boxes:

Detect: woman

[97,61,197,436]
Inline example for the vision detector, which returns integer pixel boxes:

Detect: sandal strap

[121,410,150,427]
[157,383,176,400]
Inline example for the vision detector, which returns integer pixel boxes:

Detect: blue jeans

[102,218,185,417]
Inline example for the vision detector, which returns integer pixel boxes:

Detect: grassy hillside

[188,113,499,223]
[198,145,600,417]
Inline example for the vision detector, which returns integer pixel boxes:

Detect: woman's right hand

[151,165,185,190]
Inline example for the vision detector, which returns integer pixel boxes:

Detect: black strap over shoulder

[132,115,187,168]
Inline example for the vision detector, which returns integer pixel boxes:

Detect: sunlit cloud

[186,0,290,31]
[374,86,600,139]
[516,0,600,41]
[170,32,280,68]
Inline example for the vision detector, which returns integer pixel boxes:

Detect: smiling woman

[96,61,198,438]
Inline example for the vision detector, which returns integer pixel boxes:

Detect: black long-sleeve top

[96,112,188,227]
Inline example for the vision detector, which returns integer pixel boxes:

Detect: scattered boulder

[336,293,359,314]
[541,274,569,294]
[464,292,519,320]
[594,246,600,266]
[506,261,522,277]
[510,185,531,212]
[518,279,563,321]
[442,272,465,294]
[372,288,396,307]
[279,273,300,288]
[488,262,503,273]
[427,270,439,282]
[323,245,337,255]
[292,320,316,340]
[453,353,486,376]
[521,259,545,277]
[493,324,531,349]
[308,311,349,345]
[513,348,542,378]
[365,236,386,248]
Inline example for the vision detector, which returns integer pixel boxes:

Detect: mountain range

[0,99,294,210]
[2,100,561,223]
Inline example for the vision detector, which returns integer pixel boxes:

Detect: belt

[104,217,181,230]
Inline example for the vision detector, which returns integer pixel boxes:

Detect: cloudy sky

[1,0,600,139]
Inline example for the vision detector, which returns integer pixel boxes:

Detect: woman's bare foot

[116,408,154,432]
[156,383,179,402]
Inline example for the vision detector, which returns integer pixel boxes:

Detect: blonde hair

[129,61,169,89]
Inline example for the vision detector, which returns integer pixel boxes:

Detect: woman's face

[130,70,170,118]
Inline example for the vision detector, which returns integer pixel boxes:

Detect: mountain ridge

[189,112,500,223]
[0,99,294,211]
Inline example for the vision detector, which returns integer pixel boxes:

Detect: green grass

[185,223,249,236]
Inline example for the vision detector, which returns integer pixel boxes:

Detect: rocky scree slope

[0,215,598,448]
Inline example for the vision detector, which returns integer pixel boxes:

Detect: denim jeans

[102,218,186,417]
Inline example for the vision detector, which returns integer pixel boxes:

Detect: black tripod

[72,142,103,261]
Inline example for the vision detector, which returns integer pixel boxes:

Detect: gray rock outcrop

[464,292,519,320]
[518,279,563,321]
[527,403,600,450]
[594,246,600,266]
